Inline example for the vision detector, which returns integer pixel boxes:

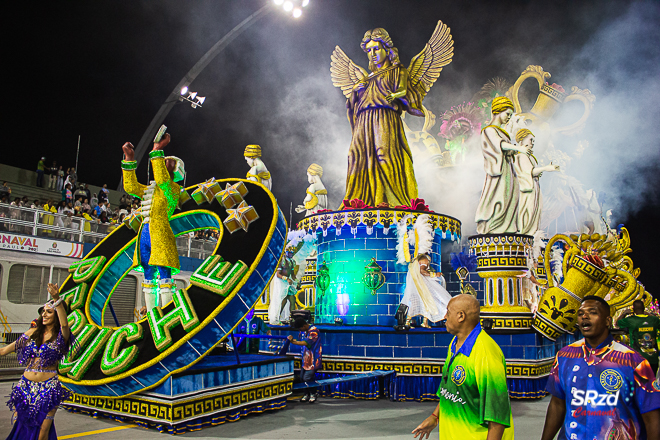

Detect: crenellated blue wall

[315,224,444,326]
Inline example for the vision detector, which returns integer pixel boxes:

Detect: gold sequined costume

[122,154,180,271]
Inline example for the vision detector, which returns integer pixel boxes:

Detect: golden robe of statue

[331,22,454,207]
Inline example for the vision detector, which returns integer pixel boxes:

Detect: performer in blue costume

[121,133,185,310]
[1,283,72,440]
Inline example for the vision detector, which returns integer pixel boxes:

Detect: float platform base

[63,354,294,434]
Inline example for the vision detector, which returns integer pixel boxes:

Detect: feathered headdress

[396,215,434,265]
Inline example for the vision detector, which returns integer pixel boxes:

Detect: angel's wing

[331,46,369,99]
[407,21,454,100]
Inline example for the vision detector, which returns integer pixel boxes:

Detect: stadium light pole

[118,0,311,189]
[118,3,274,189]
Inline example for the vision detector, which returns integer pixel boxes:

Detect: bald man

[413,295,514,439]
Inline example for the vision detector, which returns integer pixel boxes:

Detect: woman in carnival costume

[1,283,72,440]
[398,215,452,328]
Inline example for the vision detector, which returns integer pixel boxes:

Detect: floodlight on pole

[178,89,205,108]
[274,0,284,4]
[293,8,302,18]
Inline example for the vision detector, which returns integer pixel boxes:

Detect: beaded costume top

[15,332,71,368]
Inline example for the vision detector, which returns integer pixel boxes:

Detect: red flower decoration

[317,209,333,213]
[394,198,431,212]
[375,202,391,209]
[341,199,373,210]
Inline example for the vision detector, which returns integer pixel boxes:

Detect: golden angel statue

[331,21,453,207]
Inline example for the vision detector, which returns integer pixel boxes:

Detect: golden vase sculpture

[534,255,608,340]
[506,65,595,135]
[534,253,640,341]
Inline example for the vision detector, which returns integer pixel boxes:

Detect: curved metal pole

[118,3,273,189]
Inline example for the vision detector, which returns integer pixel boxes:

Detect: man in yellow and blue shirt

[413,294,514,439]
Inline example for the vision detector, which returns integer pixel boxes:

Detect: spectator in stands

[94,201,103,217]
[31,199,41,209]
[42,200,57,237]
[99,211,109,224]
[0,196,8,231]
[56,166,65,191]
[99,184,109,203]
[64,184,72,204]
[48,161,58,190]
[9,198,22,233]
[90,193,98,209]
[82,198,91,212]
[63,170,74,191]
[74,185,86,201]
[82,184,91,202]
[55,201,66,236]
[36,157,46,187]
[68,168,78,189]
[0,182,11,199]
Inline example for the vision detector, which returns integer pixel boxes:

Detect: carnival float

[54,17,651,434]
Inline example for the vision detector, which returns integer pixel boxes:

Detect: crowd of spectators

[0,180,143,242]
[1,162,217,253]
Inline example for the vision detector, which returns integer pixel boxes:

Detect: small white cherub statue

[244,144,272,190]
[295,163,328,216]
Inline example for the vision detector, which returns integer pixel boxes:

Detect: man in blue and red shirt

[541,295,660,440]
[288,317,322,403]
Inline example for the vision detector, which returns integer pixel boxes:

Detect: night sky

[6,1,660,295]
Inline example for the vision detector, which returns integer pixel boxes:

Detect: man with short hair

[288,317,322,403]
[413,294,513,439]
[541,295,660,440]
[618,299,660,373]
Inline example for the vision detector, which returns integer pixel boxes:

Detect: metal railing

[0,203,215,259]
